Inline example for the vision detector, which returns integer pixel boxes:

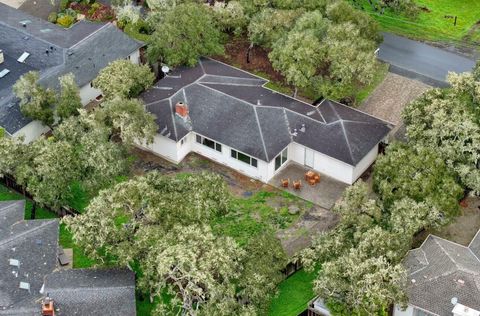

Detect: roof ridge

[252,106,270,161]
[67,22,110,49]
[0,219,58,248]
[468,229,480,248]
[329,104,354,164]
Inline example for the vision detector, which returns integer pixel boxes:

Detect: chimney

[175,102,189,119]
[0,50,3,64]
[42,296,55,316]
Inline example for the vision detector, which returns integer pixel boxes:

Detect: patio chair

[292,180,302,190]
[281,179,289,188]
[308,178,316,186]
[314,174,320,183]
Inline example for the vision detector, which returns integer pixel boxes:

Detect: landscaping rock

[288,205,300,215]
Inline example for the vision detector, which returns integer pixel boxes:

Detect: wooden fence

[0,174,80,218]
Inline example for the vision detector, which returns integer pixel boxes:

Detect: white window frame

[231,149,258,168]
[274,147,288,171]
[196,134,222,152]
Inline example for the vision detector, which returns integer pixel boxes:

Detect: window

[231,149,258,168]
[196,134,221,152]
[180,136,186,145]
[274,148,288,171]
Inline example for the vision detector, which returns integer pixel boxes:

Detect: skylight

[17,52,30,63]
[0,69,10,78]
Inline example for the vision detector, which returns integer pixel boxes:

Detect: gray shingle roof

[141,58,393,165]
[0,200,136,315]
[0,200,59,314]
[44,268,136,316]
[0,3,144,135]
[403,233,480,315]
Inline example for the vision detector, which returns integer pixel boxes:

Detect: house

[0,3,143,142]
[393,231,480,316]
[139,58,393,185]
[0,200,136,315]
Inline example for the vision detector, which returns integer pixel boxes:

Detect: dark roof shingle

[141,58,393,165]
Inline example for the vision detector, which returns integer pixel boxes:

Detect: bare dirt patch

[414,196,480,247]
[359,72,432,126]
[213,37,287,83]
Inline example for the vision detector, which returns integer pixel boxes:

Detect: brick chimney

[175,102,189,119]
[42,296,55,316]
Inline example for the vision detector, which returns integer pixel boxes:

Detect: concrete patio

[269,162,349,209]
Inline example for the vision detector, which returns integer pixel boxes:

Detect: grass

[268,269,318,316]
[212,190,304,246]
[350,0,480,44]
[355,62,390,105]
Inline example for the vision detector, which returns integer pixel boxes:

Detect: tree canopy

[64,172,286,315]
[147,3,225,66]
[92,60,155,99]
[373,143,464,218]
[403,67,480,193]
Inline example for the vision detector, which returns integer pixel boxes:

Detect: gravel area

[359,72,432,126]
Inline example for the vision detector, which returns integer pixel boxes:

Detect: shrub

[59,0,70,11]
[57,14,75,27]
[47,12,58,23]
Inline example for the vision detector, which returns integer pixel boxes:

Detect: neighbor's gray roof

[0,200,59,315]
[0,3,144,134]
[44,268,136,316]
[141,58,393,165]
[0,200,137,315]
[403,233,480,315]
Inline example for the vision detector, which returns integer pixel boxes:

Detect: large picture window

[196,134,221,152]
[275,148,288,171]
[231,149,257,168]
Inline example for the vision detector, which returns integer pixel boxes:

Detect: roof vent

[0,69,10,78]
[306,110,316,116]
[19,282,30,291]
[17,52,30,63]
[19,20,31,27]
[9,259,20,267]
[0,50,3,64]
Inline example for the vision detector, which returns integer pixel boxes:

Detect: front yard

[350,0,480,45]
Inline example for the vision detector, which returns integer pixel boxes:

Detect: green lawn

[355,62,389,105]
[268,269,318,316]
[212,190,307,246]
[351,0,480,44]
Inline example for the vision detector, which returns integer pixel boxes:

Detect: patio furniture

[281,179,289,188]
[305,171,320,186]
[293,180,302,190]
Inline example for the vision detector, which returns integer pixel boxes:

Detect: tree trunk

[31,201,36,220]
[293,87,298,98]
[246,43,253,64]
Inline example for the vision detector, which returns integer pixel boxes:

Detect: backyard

[350,0,480,45]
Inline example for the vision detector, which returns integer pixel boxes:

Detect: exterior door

[304,148,314,168]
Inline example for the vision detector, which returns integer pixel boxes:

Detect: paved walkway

[378,33,476,87]
[359,72,431,126]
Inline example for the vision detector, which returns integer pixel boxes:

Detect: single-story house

[140,58,393,185]
[0,3,143,142]
[394,231,480,316]
[0,200,136,315]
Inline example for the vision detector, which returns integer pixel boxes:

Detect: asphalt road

[378,33,477,87]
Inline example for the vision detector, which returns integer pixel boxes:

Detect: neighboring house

[0,3,143,142]
[140,58,393,185]
[0,200,136,315]
[394,231,480,316]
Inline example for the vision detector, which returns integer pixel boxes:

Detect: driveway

[378,33,477,87]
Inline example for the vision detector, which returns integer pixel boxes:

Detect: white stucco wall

[191,135,269,181]
[351,143,379,182]
[139,134,180,163]
[79,83,102,105]
[393,305,414,316]
[128,50,141,65]
[12,120,50,143]
[288,142,355,184]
